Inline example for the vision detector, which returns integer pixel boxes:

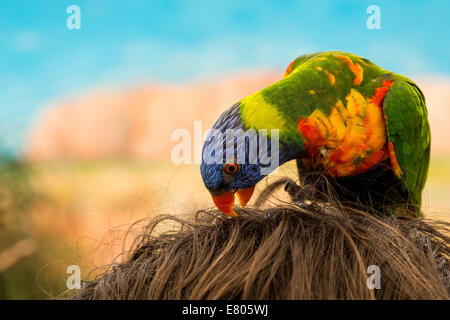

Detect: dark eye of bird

[223,163,240,176]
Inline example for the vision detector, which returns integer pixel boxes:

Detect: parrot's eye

[223,163,240,176]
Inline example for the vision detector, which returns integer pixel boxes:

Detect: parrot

[200,51,430,217]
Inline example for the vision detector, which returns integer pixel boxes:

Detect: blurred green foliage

[0,156,67,299]
[0,159,34,240]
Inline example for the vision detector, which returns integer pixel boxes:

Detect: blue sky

[0,0,449,154]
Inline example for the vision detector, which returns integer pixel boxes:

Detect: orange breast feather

[297,83,394,177]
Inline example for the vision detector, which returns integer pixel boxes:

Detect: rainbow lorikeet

[200,51,430,217]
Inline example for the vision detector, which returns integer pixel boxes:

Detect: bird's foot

[284,180,328,210]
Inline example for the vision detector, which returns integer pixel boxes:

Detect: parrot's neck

[211,102,305,175]
[279,143,304,166]
[260,138,305,178]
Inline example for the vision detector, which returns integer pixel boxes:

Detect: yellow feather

[240,92,286,133]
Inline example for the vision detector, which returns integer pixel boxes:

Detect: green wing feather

[382,80,431,214]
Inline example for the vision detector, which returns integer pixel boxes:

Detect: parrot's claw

[283,179,300,196]
[284,180,326,210]
[284,180,313,202]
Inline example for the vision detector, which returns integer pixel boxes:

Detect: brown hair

[72,179,450,300]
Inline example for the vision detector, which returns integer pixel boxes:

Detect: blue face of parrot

[200,103,266,216]
[200,102,302,215]
[200,161,262,216]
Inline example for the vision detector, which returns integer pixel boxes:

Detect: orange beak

[211,186,255,216]
[236,186,255,207]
